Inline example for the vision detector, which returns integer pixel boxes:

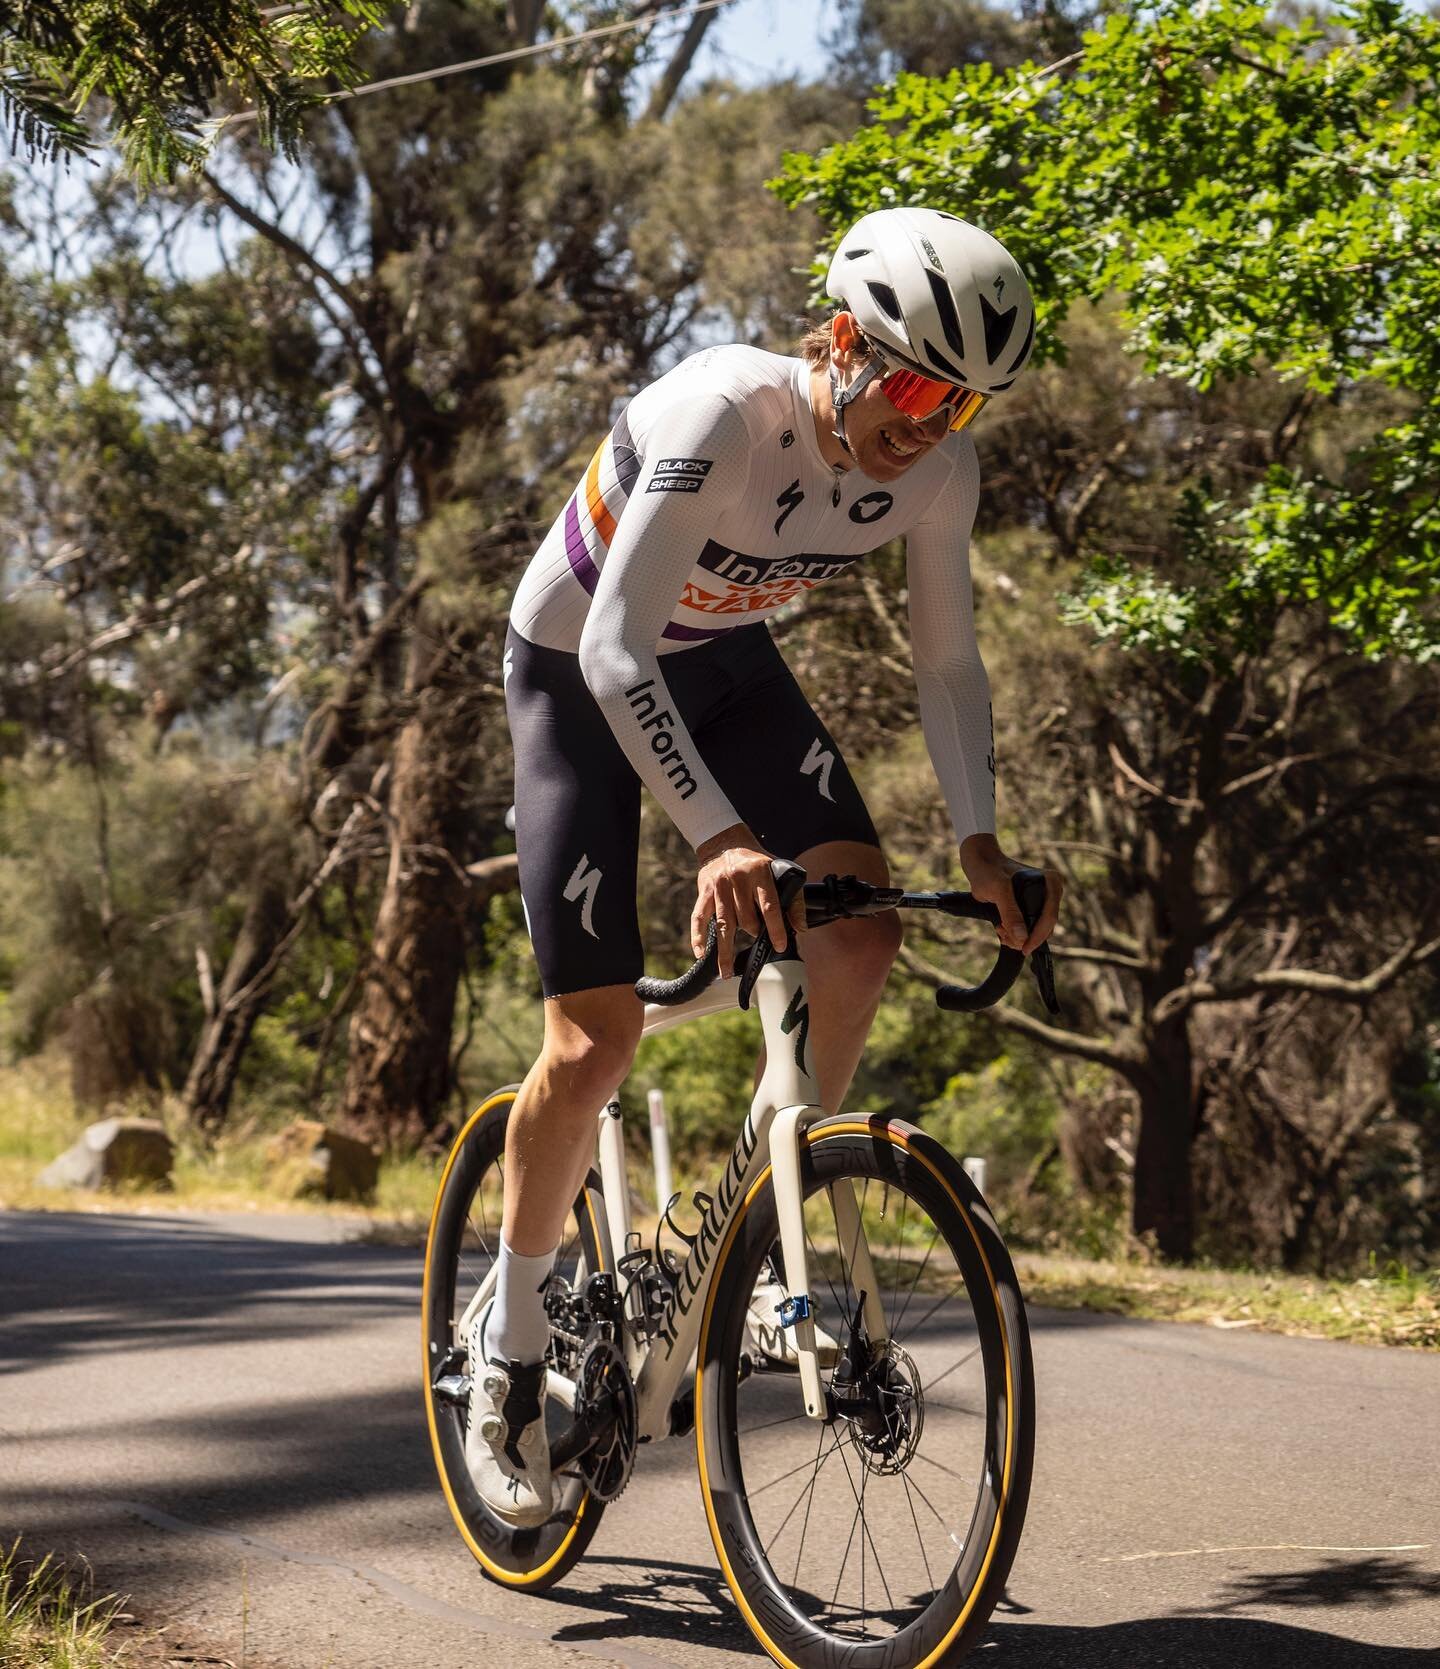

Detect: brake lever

[738,859,807,1012]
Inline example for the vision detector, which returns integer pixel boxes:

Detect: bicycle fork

[753,956,888,1420]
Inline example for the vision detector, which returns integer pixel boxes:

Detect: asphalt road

[1,1209,1437,1668]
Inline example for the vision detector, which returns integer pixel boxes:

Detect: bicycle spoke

[753,1418,835,1574]
[921,1343,982,1397]
[900,1278,973,1344]
[826,1473,865,1626]
[889,1185,909,1322]
[751,1442,851,1500]
[901,1468,952,1533]
[740,1406,813,1437]
[912,1446,977,1486]
[890,1227,940,1336]
[791,1426,844,1590]
[900,1472,936,1592]
[833,1422,896,1621]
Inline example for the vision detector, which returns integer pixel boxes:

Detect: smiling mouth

[880,427,923,461]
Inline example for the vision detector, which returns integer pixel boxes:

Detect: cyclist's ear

[831,312,864,367]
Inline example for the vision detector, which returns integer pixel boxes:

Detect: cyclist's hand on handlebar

[959,834,1064,954]
[693,822,805,978]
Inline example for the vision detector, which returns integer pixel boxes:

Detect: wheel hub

[831,1339,924,1475]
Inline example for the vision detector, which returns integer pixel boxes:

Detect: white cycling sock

[485,1237,558,1365]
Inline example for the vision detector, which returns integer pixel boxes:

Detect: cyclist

[471,207,1063,1525]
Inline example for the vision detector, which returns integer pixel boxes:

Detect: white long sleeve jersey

[510,345,995,852]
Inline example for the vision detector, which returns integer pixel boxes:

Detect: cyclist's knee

[540,986,643,1101]
[812,910,901,990]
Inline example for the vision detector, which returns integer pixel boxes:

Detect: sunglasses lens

[947,390,988,432]
[879,368,950,420]
[880,368,987,432]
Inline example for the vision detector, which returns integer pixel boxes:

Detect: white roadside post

[963,1156,988,1197]
[647,1087,675,1211]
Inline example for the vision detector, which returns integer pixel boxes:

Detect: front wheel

[697,1115,1035,1667]
[422,1086,609,1592]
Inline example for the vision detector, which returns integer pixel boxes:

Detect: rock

[264,1120,379,1203]
[37,1117,175,1191]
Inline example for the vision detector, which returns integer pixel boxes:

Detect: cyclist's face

[846,373,951,481]
[831,322,951,482]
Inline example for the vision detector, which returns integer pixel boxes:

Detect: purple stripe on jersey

[661,619,733,642]
[563,495,600,594]
[612,403,641,496]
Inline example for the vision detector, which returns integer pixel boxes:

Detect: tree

[0,0,385,181]
[777,0,1440,1258]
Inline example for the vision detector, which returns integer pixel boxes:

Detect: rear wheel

[422,1087,609,1591]
[697,1115,1034,1666]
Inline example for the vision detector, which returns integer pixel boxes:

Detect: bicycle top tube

[636,863,1059,1016]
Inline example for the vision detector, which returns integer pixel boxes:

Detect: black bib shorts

[505,623,880,998]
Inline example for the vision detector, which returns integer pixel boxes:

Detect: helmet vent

[921,339,968,385]
[844,248,871,260]
[980,292,1019,364]
[866,281,903,322]
[1005,313,1035,376]
[925,270,966,360]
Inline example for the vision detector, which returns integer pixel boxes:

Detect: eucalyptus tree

[0,0,385,180]
[173,1,848,1143]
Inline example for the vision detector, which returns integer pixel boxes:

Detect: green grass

[3,1056,1434,1350]
[0,1542,125,1669]
[1015,1252,1440,1349]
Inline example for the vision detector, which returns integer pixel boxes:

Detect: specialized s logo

[647,456,714,495]
[774,479,804,536]
[563,854,603,940]
[780,987,810,1072]
[800,738,835,802]
[849,491,894,525]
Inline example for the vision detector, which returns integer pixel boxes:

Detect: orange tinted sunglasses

[877,365,987,433]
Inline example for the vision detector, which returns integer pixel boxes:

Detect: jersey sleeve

[577,393,752,850]
[904,441,996,846]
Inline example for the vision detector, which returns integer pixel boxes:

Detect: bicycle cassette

[576,1338,638,1503]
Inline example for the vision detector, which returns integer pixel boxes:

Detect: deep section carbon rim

[423,1089,605,1587]
[701,1122,1032,1665]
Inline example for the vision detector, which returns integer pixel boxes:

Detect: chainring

[576,1338,638,1503]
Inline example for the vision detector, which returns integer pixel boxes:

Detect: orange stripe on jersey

[584,440,617,547]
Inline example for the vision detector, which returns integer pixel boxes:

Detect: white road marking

[1099,1542,1433,1563]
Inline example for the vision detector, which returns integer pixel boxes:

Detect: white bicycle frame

[458,945,888,1441]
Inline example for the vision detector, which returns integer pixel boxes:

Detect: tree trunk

[338,645,476,1149]
[1131,1020,1197,1259]
[183,857,292,1131]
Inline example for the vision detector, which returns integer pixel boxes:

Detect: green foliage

[0,1539,120,1669]
[0,0,386,182]
[774,0,1440,665]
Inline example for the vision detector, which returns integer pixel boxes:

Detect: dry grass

[1016,1252,1440,1349]
[0,1541,127,1669]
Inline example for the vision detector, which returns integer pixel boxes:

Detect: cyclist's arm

[904,441,996,849]
[577,393,753,852]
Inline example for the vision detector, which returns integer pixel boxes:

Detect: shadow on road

[1190,1553,1440,1615]
[547,1554,758,1654]
[537,1554,1440,1666]
[986,1613,1436,1665]
[0,1209,417,1375]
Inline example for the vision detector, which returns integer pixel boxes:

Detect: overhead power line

[227,0,736,126]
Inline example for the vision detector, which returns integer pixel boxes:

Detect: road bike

[423,862,1059,1667]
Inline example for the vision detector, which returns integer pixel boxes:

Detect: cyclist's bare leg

[779,839,900,1113]
[501,983,644,1256]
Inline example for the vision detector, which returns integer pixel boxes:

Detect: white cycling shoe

[465,1304,557,1529]
[746,1276,841,1370]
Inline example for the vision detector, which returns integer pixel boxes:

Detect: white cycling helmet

[826,207,1036,396]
